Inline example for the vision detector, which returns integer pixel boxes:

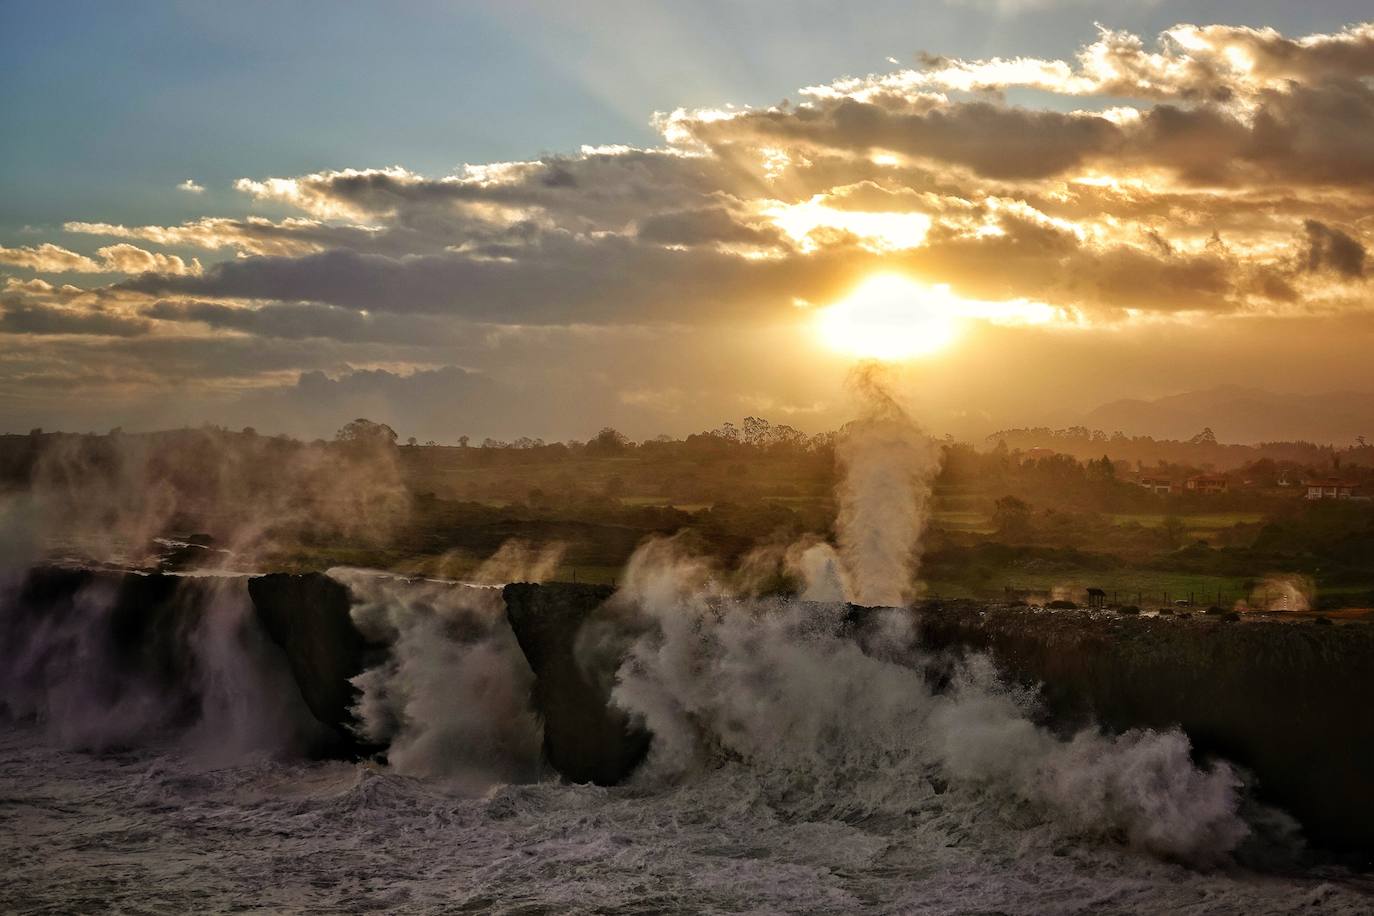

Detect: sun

[814,274,961,360]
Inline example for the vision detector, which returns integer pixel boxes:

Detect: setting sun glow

[815,274,962,360]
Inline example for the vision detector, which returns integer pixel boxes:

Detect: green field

[618,496,712,512]
[930,509,996,533]
[1107,512,1265,529]
[924,569,1254,606]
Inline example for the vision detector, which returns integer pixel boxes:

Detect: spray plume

[834,363,940,606]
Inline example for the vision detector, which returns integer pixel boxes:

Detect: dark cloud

[684,83,1374,188]
[141,299,467,345]
[121,238,867,325]
[236,151,772,235]
[692,99,1120,180]
[1303,220,1367,278]
[636,206,785,247]
[0,300,152,337]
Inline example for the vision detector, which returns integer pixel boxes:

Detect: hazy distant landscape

[7,411,1371,612]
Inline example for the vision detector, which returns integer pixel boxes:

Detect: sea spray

[0,573,169,749]
[793,541,850,603]
[184,578,325,762]
[609,564,1249,861]
[834,364,940,606]
[337,569,542,787]
[0,572,316,758]
[473,540,566,586]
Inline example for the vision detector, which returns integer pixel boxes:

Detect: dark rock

[248,572,380,743]
[1315,615,1334,626]
[1118,605,1141,615]
[1046,599,1078,610]
[502,582,650,785]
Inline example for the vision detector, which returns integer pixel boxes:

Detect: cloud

[1304,220,1366,278]
[679,22,1374,188]
[94,244,201,276]
[0,244,101,273]
[177,179,205,194]
[0,280,151,337]
[0,243,200,276]
[141,298,469,345]
[118,238,865,325]
[65,217,382,257]
[635,205,785,248]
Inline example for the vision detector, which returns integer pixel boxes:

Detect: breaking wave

[608,559,1248,864]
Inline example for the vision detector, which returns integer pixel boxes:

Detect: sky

[1,1,1372,443]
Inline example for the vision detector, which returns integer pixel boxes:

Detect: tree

[458,435,470,448]
[587,427,629,455]
[335,418,398,447]
[1086,454,1116,482]
[406,436,418,447]
[740,416,771,446]
[992,495,1032,538]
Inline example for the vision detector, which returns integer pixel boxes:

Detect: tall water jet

[834,363,940,606]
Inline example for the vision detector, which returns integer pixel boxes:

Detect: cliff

[503,581,650,785]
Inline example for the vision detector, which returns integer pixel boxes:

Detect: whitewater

[2,718,1370,913]
[3,565,1373,913]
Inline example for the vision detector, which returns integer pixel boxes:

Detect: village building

[1304,478,1360,500]
[1185,474,1229,494]
[1136,472,1173,495]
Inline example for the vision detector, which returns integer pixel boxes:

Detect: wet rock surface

[247,572,381,746]
[503,581,651,785]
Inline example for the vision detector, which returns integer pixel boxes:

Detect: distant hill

[1082,386,1374,445]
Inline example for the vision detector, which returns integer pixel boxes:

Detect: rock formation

[503,581,650,785]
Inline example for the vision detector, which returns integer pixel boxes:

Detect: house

[1185,474,1229,494]
[1137,473,1173,495]
[1305,479,1360,500]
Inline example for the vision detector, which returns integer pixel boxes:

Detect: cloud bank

[1,19,1371,440]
